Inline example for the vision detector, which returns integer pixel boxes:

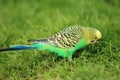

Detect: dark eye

[91,40,94,42]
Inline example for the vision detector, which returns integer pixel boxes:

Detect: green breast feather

[32,39,87,58]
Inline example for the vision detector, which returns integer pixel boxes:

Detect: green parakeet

[0,26,102,59]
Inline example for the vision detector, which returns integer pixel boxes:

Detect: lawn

[0,0,120,80]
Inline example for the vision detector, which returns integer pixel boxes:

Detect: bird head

[83,27,102,44]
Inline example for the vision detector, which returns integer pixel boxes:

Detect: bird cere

[0,26,102,59]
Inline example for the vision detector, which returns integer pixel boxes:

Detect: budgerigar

[0,26,102,59]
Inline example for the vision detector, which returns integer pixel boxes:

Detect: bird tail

[0,45,36,52]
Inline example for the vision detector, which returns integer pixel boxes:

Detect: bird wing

[28,26,84,49]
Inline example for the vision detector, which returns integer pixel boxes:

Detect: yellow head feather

[83,27,102,44]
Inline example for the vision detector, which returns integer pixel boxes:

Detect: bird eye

[91,40,94,42]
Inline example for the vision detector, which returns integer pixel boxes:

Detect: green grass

[0,0,120,80]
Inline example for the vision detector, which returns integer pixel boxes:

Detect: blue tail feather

[0,45,35,52]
